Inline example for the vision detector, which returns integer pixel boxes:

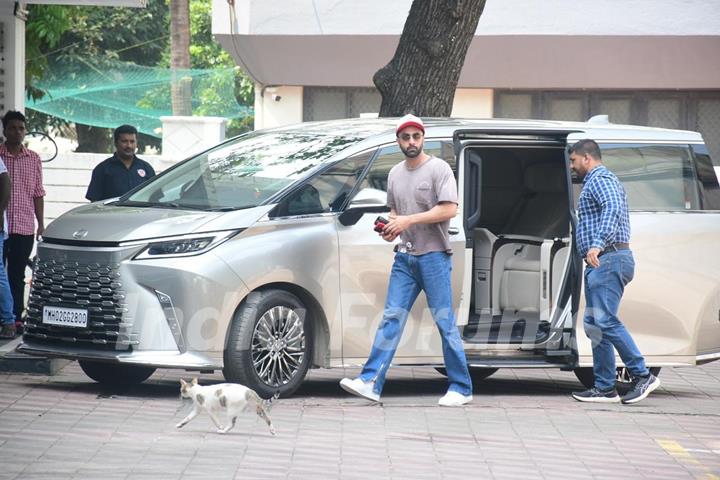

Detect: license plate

[43,306,88,328]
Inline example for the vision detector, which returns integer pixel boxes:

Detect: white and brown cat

[176,378,276,435]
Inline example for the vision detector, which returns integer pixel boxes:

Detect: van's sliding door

[454,129,581,365]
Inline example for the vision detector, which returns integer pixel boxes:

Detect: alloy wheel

[251,305,306,388]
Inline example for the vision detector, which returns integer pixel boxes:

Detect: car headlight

[127,230,241,260]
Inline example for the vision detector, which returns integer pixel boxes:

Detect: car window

[124,130,361,211]
[273,150,374,217]
[599,144,700,211]
[357,141,452,193]
[691,144,720,210]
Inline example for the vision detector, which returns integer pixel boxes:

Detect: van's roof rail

[587,114,610,124]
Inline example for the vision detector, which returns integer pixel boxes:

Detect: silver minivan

[19,117,720,397]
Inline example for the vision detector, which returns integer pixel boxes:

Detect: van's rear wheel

[79,360,156,386]
[573,367,661,392]
[435,366,498,382]
[223,289,312,398]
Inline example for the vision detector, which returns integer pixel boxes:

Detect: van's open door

[453,128,583,368]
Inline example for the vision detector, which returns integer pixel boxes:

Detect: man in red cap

[340,114,473,406]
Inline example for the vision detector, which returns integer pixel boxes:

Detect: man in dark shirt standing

[86,125,156,202]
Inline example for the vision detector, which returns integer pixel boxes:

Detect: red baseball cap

[396,114,425,136]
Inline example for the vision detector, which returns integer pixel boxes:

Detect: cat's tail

[246,389,278,411]
[264,392,280,412]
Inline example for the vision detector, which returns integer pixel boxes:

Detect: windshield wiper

[113,200,249,212]
[115,200,190,210]
[113,200,154,207]
[159,202,181,209]
[207,205,254,212]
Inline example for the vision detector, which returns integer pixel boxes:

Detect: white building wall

[214,0,720,37]
[451,89,493,119]
[213,0,720,90]
[0,4,25,112]
[254,85,303,129]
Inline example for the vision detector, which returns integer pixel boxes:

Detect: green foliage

[26,0,254,137]
[29,56,251,139]
[57,0,169,66]
[25,5,73,101]
[187,0,254,127]
[189,0,230,68]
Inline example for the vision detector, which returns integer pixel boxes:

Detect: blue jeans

[0,236,16,326]
[583,249,649,390]
[359,251,473,396]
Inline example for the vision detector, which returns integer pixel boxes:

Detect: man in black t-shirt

[85,125,156,202]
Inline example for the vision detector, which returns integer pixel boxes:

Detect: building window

[495,90,720,163]
[303,87,381,122]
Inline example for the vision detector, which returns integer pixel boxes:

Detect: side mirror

[338,188,389,226]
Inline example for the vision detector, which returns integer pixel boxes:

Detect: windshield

[121,130,361,210]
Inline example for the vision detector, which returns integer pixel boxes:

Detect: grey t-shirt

[387,156,458,255]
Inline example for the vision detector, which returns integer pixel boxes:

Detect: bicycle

[24,131,59,162]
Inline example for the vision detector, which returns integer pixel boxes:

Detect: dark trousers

[2,234,34,320]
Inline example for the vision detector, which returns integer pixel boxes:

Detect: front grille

[25,259,138,350]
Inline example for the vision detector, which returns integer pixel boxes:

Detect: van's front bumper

[23,240,249,369]
[16,341,221,370]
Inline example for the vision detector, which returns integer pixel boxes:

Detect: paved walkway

[1,358,719,479]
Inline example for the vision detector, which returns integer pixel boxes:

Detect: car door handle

[448,227,460,235]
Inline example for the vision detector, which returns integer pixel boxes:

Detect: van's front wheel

[573,366,661,392]
[223,289,313,398]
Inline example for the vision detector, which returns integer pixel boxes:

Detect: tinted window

[357,141,453,193]
[124,131,360,211]
[273,150,373,216]
[600,144,699,211]
[691,144,720,210]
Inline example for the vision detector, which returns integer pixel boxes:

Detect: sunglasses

[399,132,423,141]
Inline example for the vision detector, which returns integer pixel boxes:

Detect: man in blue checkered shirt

[568,139,660,405]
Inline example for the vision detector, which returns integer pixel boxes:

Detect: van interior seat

[502,162,568,238]
[500,268,541,314]
[492,242,541,315]
[490,162,570,316]
[503,255,540,272]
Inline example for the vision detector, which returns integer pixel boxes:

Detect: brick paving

[0,360,719,479]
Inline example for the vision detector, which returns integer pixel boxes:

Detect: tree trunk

[75,124,111,153]
[374,0,486,117]
[170,0,192,116]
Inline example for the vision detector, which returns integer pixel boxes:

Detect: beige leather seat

[493,162,569,317]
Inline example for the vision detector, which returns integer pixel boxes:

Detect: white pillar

[253,85,303,130]
[451,89,494,118]
[160,116,228,162]
[0,3,26,113]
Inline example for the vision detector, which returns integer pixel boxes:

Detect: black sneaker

[621,374,661,404]
[572,387,620,403]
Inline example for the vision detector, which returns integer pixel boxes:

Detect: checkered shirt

[0,144,46,235]
[576,165,631,258]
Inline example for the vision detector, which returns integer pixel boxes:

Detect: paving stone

[0,363,719,478]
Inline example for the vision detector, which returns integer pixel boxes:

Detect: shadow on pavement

[17,366,584,401]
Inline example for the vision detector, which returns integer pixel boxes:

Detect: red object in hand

[373,216,389,233]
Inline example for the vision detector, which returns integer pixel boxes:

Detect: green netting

[27,56,253,138]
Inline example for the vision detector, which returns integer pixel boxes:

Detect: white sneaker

[339,377,380,402]
[438,391,472,407]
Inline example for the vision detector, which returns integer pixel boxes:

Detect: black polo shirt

[86,154,156,202]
